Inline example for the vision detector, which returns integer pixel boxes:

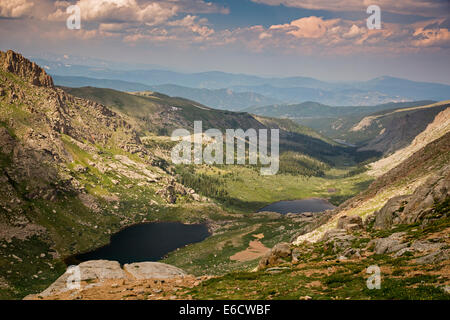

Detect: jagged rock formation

[1,50,53,88]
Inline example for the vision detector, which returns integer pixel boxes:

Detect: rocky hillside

[62,86,372,167]
[246,100,449,156]
[0,50,223,299]
[369,106,450,176]
[352,101,449,154]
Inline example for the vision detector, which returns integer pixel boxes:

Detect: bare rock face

[29,260,126,298]
[0,50,53,87]
[124,262,187,280]
[400,166,450,224]
[0,127,15,154]
[373,195,410,229]
[369,232,408,255]
[372,165,450,230]
[26,260,189,299]
[74,260,126,281]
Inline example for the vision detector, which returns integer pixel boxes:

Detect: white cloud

[250,0,449,17]
[0,0,34,18]
[343,24,364,39]
[270,16,340,39]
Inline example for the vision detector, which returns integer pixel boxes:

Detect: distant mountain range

[41,57,450,108]
[53,76,280,111]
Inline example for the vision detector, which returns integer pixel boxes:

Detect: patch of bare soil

[229,234,269,262]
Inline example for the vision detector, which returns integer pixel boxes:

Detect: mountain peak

[0,50,54,88]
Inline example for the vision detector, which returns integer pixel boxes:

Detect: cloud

[413,19,450,47]
[47,0,178,26]
[250,0,450,18]
[270,16,340,39]
[236,15,449,55]
[0,0,34,18]
[1,0,449,57]
[168,15,215,37]
[47,0,227,23]
[343,24,365,39]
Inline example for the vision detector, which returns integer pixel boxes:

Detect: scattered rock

[321,229,356,253]
[370,232,408,255]
[337,215,363,231]
[415,249,450,265]
[257,242,292,270]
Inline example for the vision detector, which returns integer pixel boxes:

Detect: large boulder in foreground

[27,260,126,298]
[25,260,189,299]
[124,262,187,279]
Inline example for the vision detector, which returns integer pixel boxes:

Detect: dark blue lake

[68,222,210,265]
[258,198,335,214]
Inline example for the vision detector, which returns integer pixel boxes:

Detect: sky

[0,0,449,83]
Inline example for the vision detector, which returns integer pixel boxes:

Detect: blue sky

[0,0,449,84]
[200,0,434,29]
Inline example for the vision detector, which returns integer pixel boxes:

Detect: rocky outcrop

[373,165,450,229]
[257,242,292,270]
[27,260,126,298]
[0,50,53,87]
[156,177,203,204]
[415,249,450,264]
[373,195,410,229]
[26,260,189,299]
[400,166,450,224]
[369,232,408,254]
[337,215,363,232]
[321,228,361,259]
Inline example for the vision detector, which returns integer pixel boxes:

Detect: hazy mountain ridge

[43,57,450,107]
[53,76,280,111]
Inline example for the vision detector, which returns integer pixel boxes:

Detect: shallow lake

[68,222,210,265]
[258,198,335,215]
